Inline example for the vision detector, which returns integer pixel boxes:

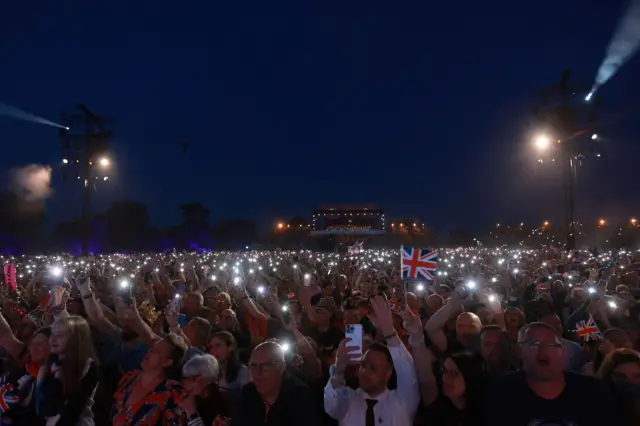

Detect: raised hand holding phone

[168,284,185,315]
[344,324,363,362]
[335,337,362,376]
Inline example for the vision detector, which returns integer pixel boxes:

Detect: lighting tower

[59,105,114,256]
[532,69,602,250]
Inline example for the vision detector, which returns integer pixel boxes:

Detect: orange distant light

[631,217,637,225]
[599,219,606,226]
[277,223,284,229]
[543,221,549,227]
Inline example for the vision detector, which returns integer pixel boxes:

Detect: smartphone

[169,284,185,314]
[119,280,133,304]
[345,324,363,362]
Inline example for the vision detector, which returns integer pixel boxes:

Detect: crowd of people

[0,247,638,425]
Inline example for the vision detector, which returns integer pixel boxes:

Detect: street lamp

[598,218,606,227]
[277,222,284,230]
[631,217,637,226]
[543,221,550,227]
[99,157,110,167]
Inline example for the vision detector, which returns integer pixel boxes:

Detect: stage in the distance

[310,204,386,236]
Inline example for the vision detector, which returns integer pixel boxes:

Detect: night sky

[1,1,639,234]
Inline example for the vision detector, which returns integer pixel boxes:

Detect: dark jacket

[232,373,320,426]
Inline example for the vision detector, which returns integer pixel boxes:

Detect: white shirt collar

[358,387,391,403]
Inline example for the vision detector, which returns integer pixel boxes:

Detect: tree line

[0,191,257,254]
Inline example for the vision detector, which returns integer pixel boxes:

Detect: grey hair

[517,322,562,344]
[183,354,219,384]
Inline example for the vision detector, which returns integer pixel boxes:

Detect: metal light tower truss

[532,69,603,250]
[59,105,114,255]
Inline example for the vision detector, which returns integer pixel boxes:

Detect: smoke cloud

[594,0,640,87]
[10,164,54,201]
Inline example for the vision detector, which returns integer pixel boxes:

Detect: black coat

[232,373,320,426]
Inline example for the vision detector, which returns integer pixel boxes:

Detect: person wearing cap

[307,297,343,368]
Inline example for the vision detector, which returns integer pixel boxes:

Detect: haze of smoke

[595,0,640,87]
[10,164,54,201]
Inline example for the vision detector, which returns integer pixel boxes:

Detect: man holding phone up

[324,296,420,426]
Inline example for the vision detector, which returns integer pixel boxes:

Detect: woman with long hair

[597,349,640,426]
[209,332,247,394]
[36,315,99,426]
[423,352,486,426]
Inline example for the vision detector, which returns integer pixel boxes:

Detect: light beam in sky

[0,102,68,129]
[587,0,640,100]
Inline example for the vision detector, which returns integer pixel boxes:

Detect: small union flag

[348,242,363,255]
[401,246,438,281]
[0,383,18,413]
[575,315,602,342]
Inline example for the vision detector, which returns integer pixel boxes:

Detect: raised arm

[0,312,24,361]
[371,296,420,416]
[402,309,438,406]
[115,298,161,347]
[78,277,122,337]
[425,291,462,353]
[324,340,355,420]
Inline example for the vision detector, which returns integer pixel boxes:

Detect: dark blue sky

[1,1,639,233]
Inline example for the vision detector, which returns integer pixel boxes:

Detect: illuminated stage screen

[311,207,386,235]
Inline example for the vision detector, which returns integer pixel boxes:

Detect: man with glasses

[482,322,619,425]
[232,341,319,426]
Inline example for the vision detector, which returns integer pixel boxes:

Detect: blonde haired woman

[36,292,99,426]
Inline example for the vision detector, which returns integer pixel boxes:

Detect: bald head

[457,312,481,326]
[252,341,286,363]
[249,341,287,398]
[456,312,482,344]
[405,292,421,312]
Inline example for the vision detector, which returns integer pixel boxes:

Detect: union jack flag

[401,246,438,280]
[0,383,18,413]
[575,315,602,342]
[348,242,363,255]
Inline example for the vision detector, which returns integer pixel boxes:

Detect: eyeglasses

[519,341,563,350]
[248,361,282,372]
